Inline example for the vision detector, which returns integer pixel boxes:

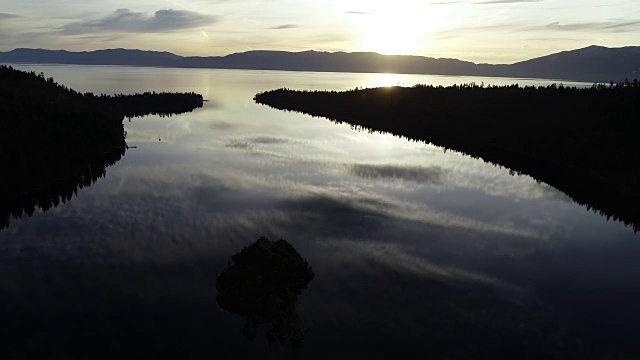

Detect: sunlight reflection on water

[1,64,638,358]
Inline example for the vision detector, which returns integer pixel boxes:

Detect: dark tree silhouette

[216,237,315,347]
[255,83,640,231]
[0,65,204,228]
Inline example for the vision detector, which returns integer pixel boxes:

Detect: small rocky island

[216,237,315,347]
[255,82,640,230]
[0,65,203,228]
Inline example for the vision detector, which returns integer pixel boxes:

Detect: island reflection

[216,237,315,347]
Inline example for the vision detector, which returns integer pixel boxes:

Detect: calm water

[2,65,639,359]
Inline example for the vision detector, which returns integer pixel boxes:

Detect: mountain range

[1,45,639,83]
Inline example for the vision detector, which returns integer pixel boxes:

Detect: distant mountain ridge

[1,45,639,82]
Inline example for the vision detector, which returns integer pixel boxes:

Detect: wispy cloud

[478,0,542,4]
[224,135,295,149]
[0,13,21,21]
[61,9,218,35]
[323,240,524,293]
[350,164,447,185]
[344,11,372,15]
[546,19,640,33]
[429,0,542,4]
[269,24,301,30]
[434,17,640,40]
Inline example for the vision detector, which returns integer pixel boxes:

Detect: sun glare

[349,2,449,55]
[366,73,411,88]
[359,13,424,55]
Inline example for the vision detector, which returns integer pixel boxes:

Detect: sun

[360,14,422,55]
[349,3,449,55]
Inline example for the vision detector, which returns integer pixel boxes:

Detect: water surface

[2,65,638,359]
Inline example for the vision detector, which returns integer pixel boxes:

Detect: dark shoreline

[254,84,640,231]
[0,65,204,228]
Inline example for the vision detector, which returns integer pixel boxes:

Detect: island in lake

[255,82,640,231]
[216,236,315,347]
[0,65,204,228]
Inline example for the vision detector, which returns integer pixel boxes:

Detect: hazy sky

[0,0,638,63]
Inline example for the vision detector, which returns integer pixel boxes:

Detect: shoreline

[255,84,640,231]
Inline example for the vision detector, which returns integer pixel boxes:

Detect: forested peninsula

[0,65,203,228]
[255,82,640,231]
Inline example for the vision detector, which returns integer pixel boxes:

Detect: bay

[2,65,637,359]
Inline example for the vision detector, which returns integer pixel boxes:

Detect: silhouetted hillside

[0,66,203,228]
[507,46,640,82]
[1,45,639,82]
[255,83,640,231]
[0,48,185,67]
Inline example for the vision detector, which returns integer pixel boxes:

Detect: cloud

[272,185,541,240]
[0,13,22,28]
[225,140,251,149]
[322,240,524,293]
[61,9,218,35]
[0,13,20,20]
[477,0,542,4]
[434,17,640,40]
[429,0,542,4]
[269,24,301,30]
[344,11,372,15]
[251,136,289,144]
[225,136,291,149]
[546,20,640,33]
[350,164,447,185]
[524,37,586,42]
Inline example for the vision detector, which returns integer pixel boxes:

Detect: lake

[2,65,638,359]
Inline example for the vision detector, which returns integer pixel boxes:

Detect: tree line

[255,82,640,231]
[0,65,203,228]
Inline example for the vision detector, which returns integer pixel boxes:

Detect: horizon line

[2,44,633,66]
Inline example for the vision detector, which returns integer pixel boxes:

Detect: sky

[0,0,638,63]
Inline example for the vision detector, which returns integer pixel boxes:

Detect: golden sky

[0,0,638,63]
